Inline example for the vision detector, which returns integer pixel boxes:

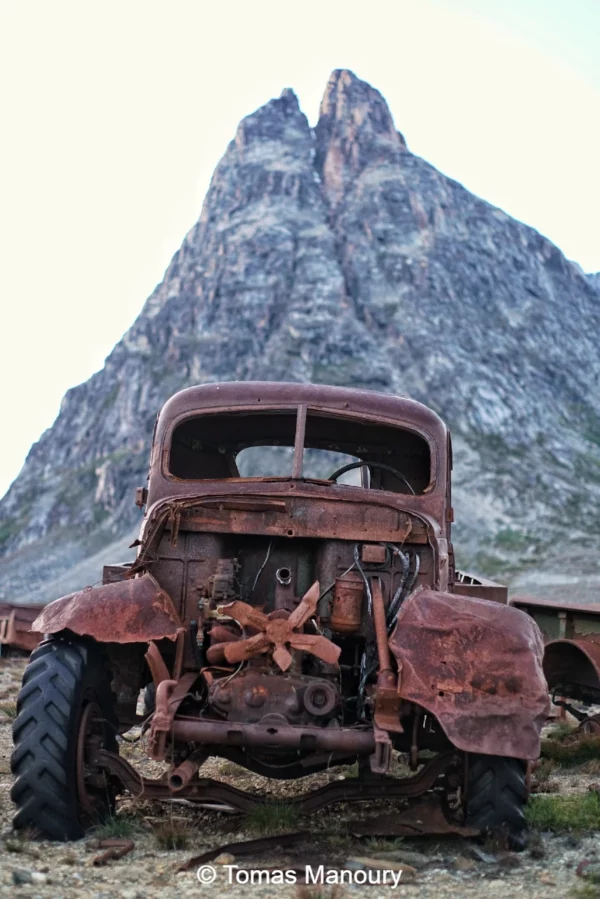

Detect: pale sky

[1,0,599,500]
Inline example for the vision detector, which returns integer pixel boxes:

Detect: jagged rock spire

[316,69,406,206]
[1,70,599,605]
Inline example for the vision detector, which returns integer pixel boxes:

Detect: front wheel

[11,636,118,840]
[465,754,528,849]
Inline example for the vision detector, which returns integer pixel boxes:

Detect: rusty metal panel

[389,589,549,759]
[0,603,43,652]
[32,573,183,644]
[219,582,340,671]
[172,497,416,544]
[510,595,600,617]
[542,638,600,702]
[511,596,600,641]
[102,563,133,585]
[453,570,508,604]
[361,544,387,564]
[509,596,600,702]
[453,583,508,604]
[330,571,364,634]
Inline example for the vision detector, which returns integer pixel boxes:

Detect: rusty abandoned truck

[10,382,580,843]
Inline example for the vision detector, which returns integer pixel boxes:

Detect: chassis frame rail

[96,749,459,815]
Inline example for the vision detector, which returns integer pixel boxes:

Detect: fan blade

[272,644,293,672]
[218,600,268,631]
[223,633,269,663]
[289,633,341,666]
[287,581,320,630]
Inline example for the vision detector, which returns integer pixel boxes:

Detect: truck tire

[465,754,528,849]
[11,636,118,840]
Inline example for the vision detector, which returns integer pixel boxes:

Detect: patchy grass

[0,702,18,718]
[570,886,600,899]
[533,779,561,795]
[218,760,245,777]
[324,832,354,851]
[526,792,600,832]
[536,757,560,778]
[363,837,405,853]
[533,757,561,793]
[243,802,300,835]
[93,814,142,840]
[548,721,578,741]
[154,819,192,851]
[541,735,600,767]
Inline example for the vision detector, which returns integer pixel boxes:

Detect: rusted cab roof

[155,382,447,440]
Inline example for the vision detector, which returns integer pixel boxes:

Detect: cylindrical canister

[330,571,364,634]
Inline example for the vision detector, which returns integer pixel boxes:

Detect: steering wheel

[327,461,415,495]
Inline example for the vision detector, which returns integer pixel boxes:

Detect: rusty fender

[543,638,600,699]
[32,572,183,644]
[389,590,550,759]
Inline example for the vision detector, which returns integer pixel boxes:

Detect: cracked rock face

[1,69,600,604]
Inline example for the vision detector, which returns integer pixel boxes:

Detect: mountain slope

[1,70,599,604]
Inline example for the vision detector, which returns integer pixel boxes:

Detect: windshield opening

[168,407,432,494]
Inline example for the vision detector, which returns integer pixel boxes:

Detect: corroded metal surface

[0,603,43,652]
[91,840,135,867]
[170,716,376,753]
[543,639,600,702]
[208,666,341,725]
[454,570,508,604]
[330,570,364,633]
[149,381,448,506]
[349,794,479,837]
[218,582,341,671]
[510,595,600,617]
[389,589,550,759]
[15,381,574,834]
[32,573,183,643]
[95,747,459,815]
[510,595,600,703]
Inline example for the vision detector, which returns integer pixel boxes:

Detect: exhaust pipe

[168,753,203,791]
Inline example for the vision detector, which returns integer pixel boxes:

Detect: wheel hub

[76,701,112,819]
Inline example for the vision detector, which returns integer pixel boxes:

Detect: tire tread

[466,754,528,848]
[11,637,115,841]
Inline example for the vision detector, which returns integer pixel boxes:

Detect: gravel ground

[1,654,599,899]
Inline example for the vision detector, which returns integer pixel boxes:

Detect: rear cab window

[168,407,434,496]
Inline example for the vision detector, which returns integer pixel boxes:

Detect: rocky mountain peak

[1,70,599,605]
[234,85,307,154]
[316,69,407,206]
